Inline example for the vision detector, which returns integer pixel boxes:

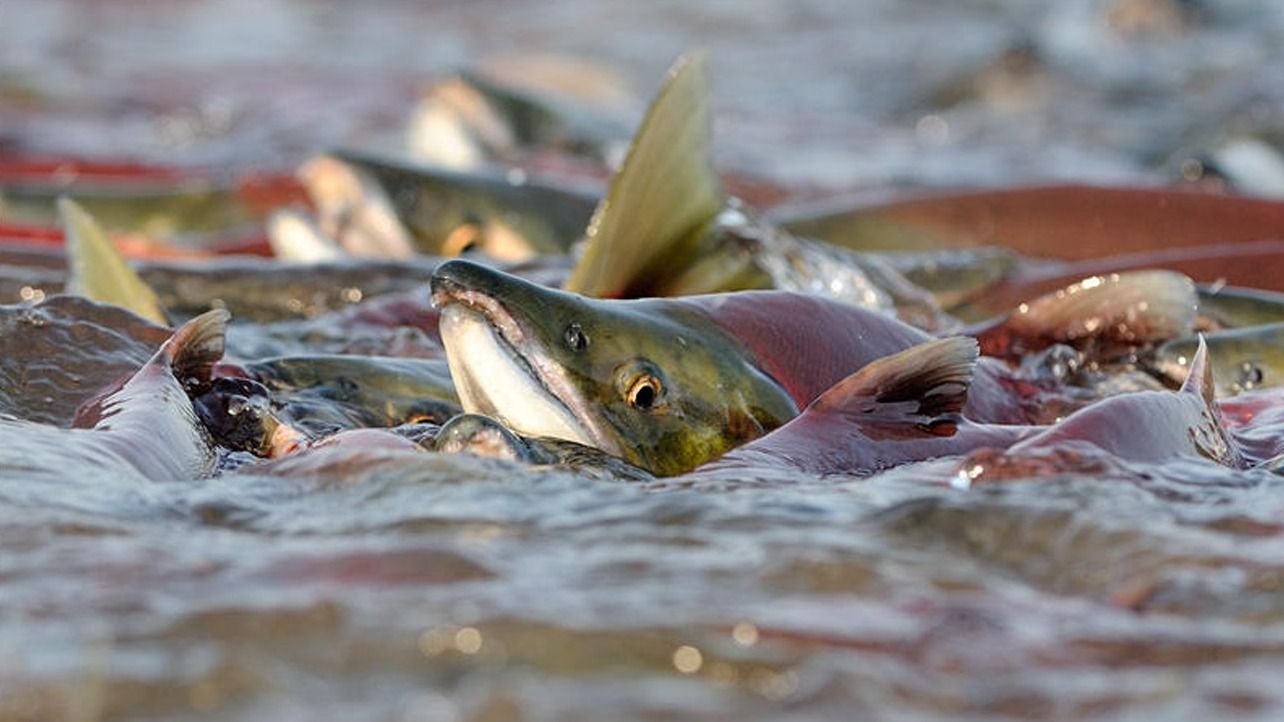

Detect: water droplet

[732,622,759,647]
[454,627,483,654]
[673,645,703,674]
[915,115,950,144]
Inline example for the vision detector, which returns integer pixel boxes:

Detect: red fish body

[0,310,227,482]
[675,290,1031,425]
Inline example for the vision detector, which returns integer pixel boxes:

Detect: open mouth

[433,284,618,454]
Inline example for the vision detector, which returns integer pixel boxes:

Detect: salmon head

[430,259,798,475]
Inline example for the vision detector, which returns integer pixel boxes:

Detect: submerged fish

[871,246,1021,312]
[0,310,227,482]
[297,151,599,262]
[433,413,653,482]
[139,255,443,323]
[1149,323,1284,396]
[773,184,1284,265]
[0,176,292,239]
[957,339,1244,483]
[243,354,460,434]
[1195,285,1284,329]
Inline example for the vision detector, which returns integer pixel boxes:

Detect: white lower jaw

[439,305,596,447]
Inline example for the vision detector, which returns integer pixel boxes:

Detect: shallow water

[6,444,1284,721]
[5,1,1284,721]
[4,0,1284,189]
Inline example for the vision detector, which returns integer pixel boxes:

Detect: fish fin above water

[1005,270,1197,346]
[154,309,230,388]
[59,198,168,325]
[812,336,977,427]
[564,51,726,297]
[1179,334,1216,406]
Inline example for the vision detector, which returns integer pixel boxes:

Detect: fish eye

[564,323,589,351]
[1240,362,1264,389]
[627,374,663,411]
[442,223,483,256]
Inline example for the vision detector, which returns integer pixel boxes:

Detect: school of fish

[7,21,1284,721]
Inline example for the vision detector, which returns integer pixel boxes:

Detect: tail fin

[154,309,230,388]
[564,51,725,297]
[1005,270,1196,345]
[812,336,977,432]
[59,198,168,325]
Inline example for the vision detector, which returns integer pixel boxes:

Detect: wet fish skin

[245,354,461,432]
[432,259,800,476]
[308,151,599,261]
[961,339,1244,482]
[0,309,227,482]
[409,70,631,169]
[1149,323,1284,397]
[433,413,653,481]
[432,258,1212,475]
[874,246,1020,311]
[0,295,172,426]
[138,255,442,323]
[1196,285,1284,329]
[192,376,282,456]
[0,180,263,238]
[695,338,1038,479]
[772,185,1284,265]
[969,270,1198,360]
[431,259,1048,476]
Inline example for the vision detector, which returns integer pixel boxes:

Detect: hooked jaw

[431,260,620,456]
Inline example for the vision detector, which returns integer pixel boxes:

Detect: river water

[3,1,1284,721]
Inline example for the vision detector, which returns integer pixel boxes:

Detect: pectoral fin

[812,336,977,432]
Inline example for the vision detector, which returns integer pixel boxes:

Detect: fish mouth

[432,269,618,455]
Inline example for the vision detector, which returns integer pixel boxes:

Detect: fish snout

[431,259,503,307]
[431,258,555,313]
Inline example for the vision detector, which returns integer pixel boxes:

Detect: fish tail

[156,309,231,387]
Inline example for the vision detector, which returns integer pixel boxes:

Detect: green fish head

[431,260,797,475]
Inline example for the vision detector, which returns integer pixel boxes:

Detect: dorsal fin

[564,51,725,297]
[1179,334,1216,406]
[812,336,978,424]
[1005,270,1196,345]
[59,198,168,325]
[153,309,230,388]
